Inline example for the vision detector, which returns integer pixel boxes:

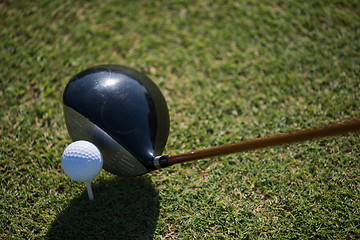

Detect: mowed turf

[1,0,359,239]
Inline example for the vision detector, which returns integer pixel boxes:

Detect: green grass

[1,0,359,239]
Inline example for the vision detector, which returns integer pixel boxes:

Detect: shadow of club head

[47,176,160,239]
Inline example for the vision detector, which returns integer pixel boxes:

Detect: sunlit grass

[1,0,359,239]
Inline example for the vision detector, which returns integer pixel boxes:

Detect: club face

[63,65,170,177]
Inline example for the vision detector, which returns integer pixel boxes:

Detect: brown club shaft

[167,119,360,165]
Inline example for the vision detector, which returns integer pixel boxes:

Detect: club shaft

[167,119,360,165]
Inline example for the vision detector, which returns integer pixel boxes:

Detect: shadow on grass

[46,176,159,239]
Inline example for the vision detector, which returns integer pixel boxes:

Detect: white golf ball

[61,140,103,182]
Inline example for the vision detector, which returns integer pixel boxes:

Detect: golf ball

[61,140,103,182]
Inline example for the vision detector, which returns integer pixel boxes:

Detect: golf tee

[85,181,94,200]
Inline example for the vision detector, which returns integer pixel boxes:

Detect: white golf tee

[85,181,94,200]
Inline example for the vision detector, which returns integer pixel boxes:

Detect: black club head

[63,65,170,177]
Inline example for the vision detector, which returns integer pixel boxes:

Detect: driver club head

[63,65,170,177]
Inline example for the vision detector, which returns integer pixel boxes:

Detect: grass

[1,0,359,239]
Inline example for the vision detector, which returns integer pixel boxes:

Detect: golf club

[63,65,360,177]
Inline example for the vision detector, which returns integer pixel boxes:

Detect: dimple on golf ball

[62,140,103,182]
